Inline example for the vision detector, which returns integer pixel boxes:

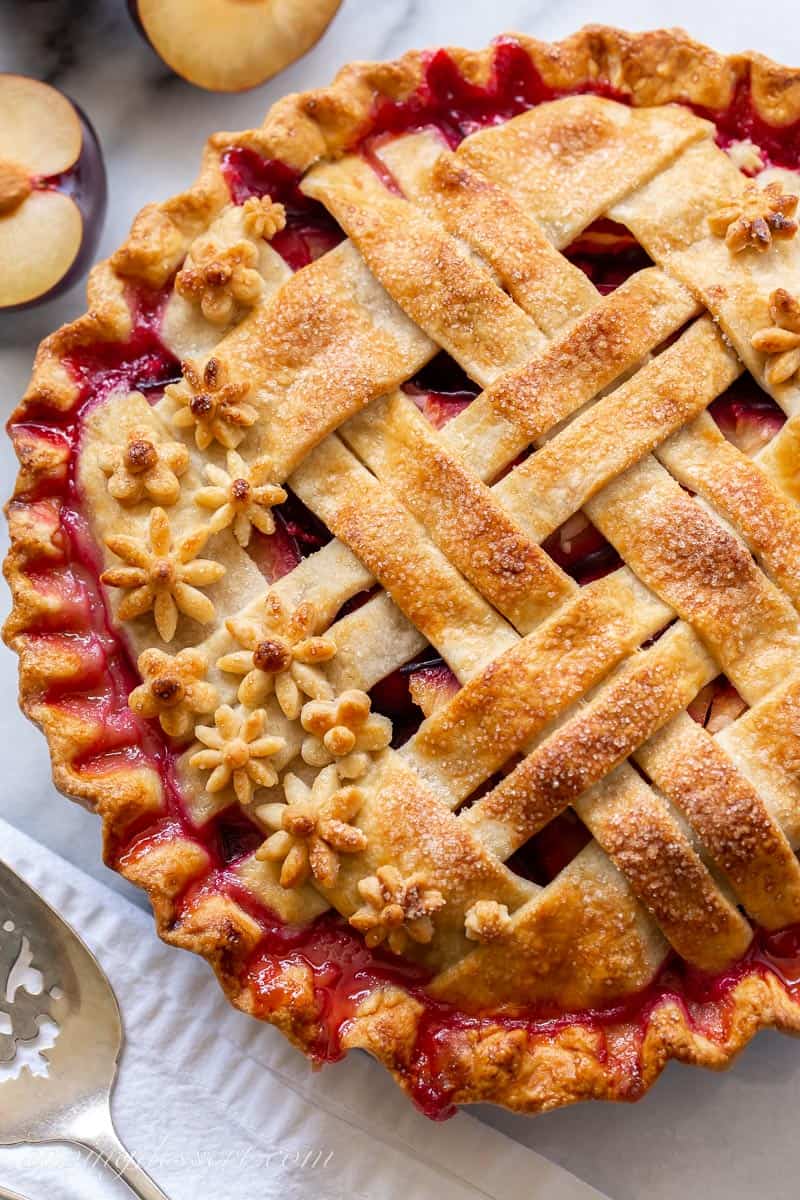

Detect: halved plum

[0,75,106,312]
[131,0,342,93]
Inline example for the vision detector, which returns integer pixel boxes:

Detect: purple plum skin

[126,1,148,44]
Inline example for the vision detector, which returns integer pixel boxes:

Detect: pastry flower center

[150,676,185,706]
[125,438,158,474]
[190,392,215,417]
[223,737,251,769]
[252,638,292,673]
[151,558,176,588]
[230,477,250,504]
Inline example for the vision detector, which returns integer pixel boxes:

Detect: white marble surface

[3,2,800,1196]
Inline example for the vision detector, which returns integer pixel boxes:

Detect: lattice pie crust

[9,26,800,1115]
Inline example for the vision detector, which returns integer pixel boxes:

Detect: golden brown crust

[302,156,543,386]
[463,623,715,854]
[9,25,800,1118]
[486,270,701,441]
[341,392,576,634]
[638,712,800,930]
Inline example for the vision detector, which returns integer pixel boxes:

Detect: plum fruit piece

[710,380,786,456]
[131,0,342,92]
[0,75,107,312]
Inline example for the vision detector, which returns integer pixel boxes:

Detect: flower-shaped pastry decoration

[98,425,190,506]
[751,288,800,386]
[708,181,799,253]
[128,647,218,739]
[300,689,392,779]
[219,594,336,719]
[176,238,265,326]
[464,900,512,943]
[167,357,257,451]
[190,705,285,806]
[101,507,225,641]
[255,765,367,889]
[195,450,287,546]
[241,196,286,240]
[350,866,445,955]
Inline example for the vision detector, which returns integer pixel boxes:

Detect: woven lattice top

[76,92,800,1006]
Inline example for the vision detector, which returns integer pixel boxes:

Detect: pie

[8,25,800,1118]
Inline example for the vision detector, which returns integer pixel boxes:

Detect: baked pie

[9,25,800,1117]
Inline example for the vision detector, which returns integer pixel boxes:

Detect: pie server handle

[70,1104,171,1200]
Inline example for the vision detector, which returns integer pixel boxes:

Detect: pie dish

[9,25,800,1118]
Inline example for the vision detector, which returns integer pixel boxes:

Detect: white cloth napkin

[0,819,606,1200]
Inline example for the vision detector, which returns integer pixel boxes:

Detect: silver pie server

[0,859,170,1200]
